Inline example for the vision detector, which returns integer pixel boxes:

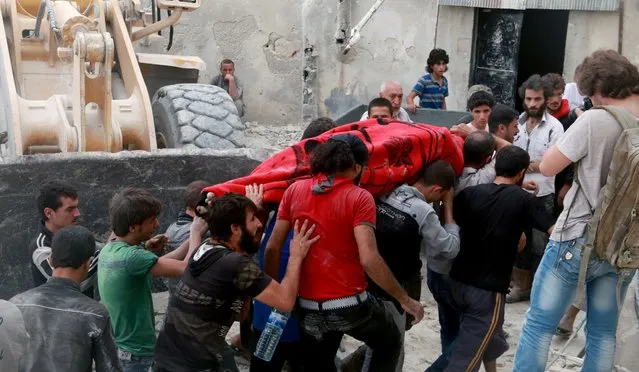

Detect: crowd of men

[1,48,638,372]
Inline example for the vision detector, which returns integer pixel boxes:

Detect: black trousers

[298,295,402,372]
[444,280,508,372]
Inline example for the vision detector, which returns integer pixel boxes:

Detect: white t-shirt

[514,112,565,197]
[465,123,489,132]
[563,82,585,110]
[551,109,624,242]
[361,107,412,122]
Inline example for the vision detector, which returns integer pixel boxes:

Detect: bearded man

[508,75,564,303]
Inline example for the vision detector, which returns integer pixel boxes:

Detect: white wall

[435,6,475,111]
[563,10,620,81]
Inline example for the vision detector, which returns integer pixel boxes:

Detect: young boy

[407,48,450,111]
[98,188,205,371]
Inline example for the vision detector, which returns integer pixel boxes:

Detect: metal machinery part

[0,0,201,155]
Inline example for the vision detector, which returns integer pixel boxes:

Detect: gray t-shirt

[551,109,624,242]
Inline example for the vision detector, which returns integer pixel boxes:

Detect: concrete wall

[136,0,304,125]
[435,6,475,112]
[0,149,267,299]
[307,0,440,119]
[622,0,639,65]
[137,1,468,125]
[563,10,620,81]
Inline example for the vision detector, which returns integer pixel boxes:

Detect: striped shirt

[412,73,448,110]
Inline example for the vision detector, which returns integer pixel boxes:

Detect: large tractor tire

[152,84,246,150]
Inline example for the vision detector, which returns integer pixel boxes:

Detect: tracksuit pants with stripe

[443,280,509,372]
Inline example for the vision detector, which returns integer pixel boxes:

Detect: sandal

[555,327,573,337]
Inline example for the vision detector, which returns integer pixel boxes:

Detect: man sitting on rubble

[361,81,412,122]
[212,59,245,117]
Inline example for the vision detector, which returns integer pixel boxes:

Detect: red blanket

[203,119,464,203]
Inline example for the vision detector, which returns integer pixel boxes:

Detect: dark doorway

[470,8,569,111]
[515,9,569,111]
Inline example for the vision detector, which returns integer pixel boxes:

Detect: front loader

[0,0,264,298]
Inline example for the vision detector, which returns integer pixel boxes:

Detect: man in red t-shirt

[265,133,424,372]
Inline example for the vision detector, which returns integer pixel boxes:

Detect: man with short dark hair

[448,146,555,372]
[265,134,424,372]
[164,180,210,295]
[251,119,337,372]
[154,194,318,372]
[510,75,564,303]
[212,59,245,117]
[457,131,496,194]
[360,81,412,122]
[12,226,122,372]
[407,48,450,111]
[543,73,572,127]
[488,104,520,143]
[364,160,459,372]
[302,117,337,139]
[30,181,80,287]
[366,97,393,119]
[514,49,639,371]
[98,188,206,371]
[465,91,495,131]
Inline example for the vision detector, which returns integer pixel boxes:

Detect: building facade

[137,0,639,124]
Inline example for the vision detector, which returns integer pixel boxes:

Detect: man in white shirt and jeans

[514,49,639,372]
[510,75,564,303]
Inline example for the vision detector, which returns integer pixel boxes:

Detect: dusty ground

[154,259,635,372]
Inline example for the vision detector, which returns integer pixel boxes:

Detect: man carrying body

[514,50,639,372]
[211,59,245,117]
[366,98,393,119]
[164,180,210,295]
[362,160,458,372]
[488,104,520,143]
[360,81,412,122]
[251,117,336,372]
[510,75,564,303]
[12,226,121,372]
[447,146,555,372]
[153,194,318,372]
[407,49,450,111]
[265,134,424,372]
[98,188,206,371]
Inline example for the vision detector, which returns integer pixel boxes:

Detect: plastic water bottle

[253,309,290,361]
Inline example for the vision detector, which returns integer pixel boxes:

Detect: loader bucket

[0,148,269,299]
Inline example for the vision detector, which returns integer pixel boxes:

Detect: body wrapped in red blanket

[203,119,464,203]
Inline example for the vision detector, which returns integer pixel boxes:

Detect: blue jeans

[513,238,636,372]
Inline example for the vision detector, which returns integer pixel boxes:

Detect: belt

[298,292,368,311]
